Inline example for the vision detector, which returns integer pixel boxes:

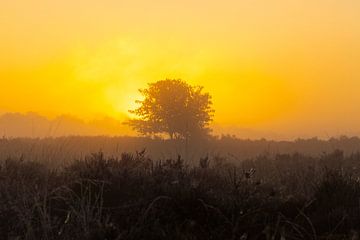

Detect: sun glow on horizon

[1,0,360,138]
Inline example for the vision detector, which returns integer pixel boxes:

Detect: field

[1,136,360,239]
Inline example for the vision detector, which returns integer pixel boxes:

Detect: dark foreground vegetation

[2,149,360,239]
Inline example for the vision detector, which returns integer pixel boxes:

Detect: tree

[126,79,214,139]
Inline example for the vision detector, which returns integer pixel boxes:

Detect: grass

[1,149,360,239]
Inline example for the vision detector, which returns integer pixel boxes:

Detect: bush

[0,150,359,239]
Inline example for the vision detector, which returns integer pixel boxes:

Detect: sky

[1,0,360,139]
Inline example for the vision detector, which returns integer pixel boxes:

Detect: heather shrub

[0,150,359,239]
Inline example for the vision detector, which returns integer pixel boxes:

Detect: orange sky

[1,0,360,139]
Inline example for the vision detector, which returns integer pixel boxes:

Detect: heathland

[1,136,360,239]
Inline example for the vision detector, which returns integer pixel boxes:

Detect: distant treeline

[0,112,133,137]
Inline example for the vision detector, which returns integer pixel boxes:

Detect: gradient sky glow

[1,0,360,139]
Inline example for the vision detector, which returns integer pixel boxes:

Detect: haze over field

[1,0,360,139]
[0,112,282,139]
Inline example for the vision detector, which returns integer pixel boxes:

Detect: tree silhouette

[126,79,214,139]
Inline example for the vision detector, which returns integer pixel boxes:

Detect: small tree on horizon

[126,79,214,139]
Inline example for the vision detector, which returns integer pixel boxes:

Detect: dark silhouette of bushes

[1,150,360,239]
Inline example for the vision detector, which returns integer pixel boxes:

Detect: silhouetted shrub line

[1,149,360,239]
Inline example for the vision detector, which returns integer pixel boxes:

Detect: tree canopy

[126,79,214,139]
